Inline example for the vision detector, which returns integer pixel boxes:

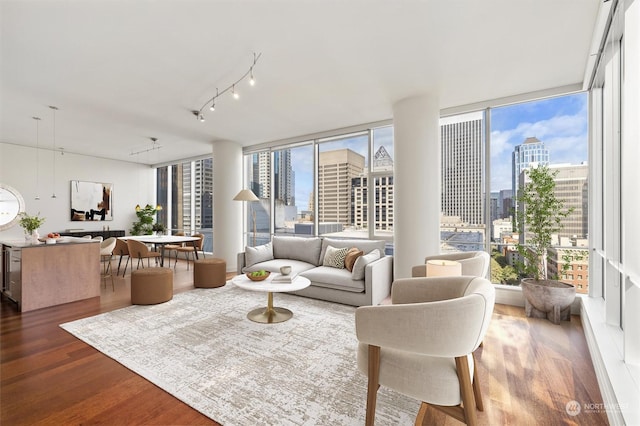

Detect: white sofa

[237,235,393,306]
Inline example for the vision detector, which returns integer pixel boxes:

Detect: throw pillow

[323,245,349,269]
[245,242,274,267]
[344,247,364,272]
[351,249,381,280]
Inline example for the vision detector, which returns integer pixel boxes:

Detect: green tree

[515,165,574,280]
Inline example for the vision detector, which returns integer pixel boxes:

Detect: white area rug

[60,285,419,425]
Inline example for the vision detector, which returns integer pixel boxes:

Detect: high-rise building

[512,137,549,205]
[318,148,364,225]
[254,152,270,199]
[352,146,394,230]
[252,150,295,206]
[550,163,588,239]
[516,162,588,243]
[274,150,295,206]
[440,111,484,225]
[498,189,513,219]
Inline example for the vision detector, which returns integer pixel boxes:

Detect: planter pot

[521,278,576,325]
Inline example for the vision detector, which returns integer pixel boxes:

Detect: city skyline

[283,92,588,216]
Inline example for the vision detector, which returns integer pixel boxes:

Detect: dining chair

[114,238,130,276]
[164,232,185,268]
[175,233,205,270]
[100,237,117,291]
[127,239,162,270]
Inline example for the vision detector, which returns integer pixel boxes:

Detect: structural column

[212,140,243,272]
[393,94,440,278]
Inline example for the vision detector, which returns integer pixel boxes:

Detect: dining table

[118,235,202,267]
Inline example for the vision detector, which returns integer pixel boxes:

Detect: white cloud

[490,110,587,191]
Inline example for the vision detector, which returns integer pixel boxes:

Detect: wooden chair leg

[366,345,381,426]
[415,403,429,426]
[455,356,477,426]
[472,352,484,411]
[122,257,129,276]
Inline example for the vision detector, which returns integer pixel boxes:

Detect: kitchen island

[1,238,100,312]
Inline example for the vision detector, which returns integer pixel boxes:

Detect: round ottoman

[194,258,227,288]
[131,268,173,304]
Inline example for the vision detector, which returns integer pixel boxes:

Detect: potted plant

[152,222,167,236]
[19,212,46,243]
[515,164,576,324]
[130,204,159,235]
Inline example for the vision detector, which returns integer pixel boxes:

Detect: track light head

[192,110,205,122]
[209,101,215,111]
[249,69,256,86]
[232,84,239,99]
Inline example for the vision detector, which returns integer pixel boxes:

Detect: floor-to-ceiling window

[155,157,214,252]
[439,92,589,288]
[317,132,369,238]
[585,2,639,423]
[273,143,313,237]
[241,124,394,249]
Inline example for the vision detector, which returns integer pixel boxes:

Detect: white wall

[0,143,155,240]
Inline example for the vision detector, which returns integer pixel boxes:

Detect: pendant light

[32,116,41,200]
[49,105,59,198]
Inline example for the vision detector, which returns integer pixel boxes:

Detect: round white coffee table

[231,274,311,323]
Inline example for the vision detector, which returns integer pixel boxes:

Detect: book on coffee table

[272,273,298,283]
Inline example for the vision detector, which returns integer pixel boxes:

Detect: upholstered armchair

[412,251,490,278]
[355,276,495,425]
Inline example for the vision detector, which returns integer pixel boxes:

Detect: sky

[490,92,588,192]
[286,92,588,211]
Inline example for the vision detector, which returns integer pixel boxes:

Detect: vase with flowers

[18,212,46,244]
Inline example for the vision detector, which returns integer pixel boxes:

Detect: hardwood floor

[1,259,608,425]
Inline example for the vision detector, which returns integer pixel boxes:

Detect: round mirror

[0,183,25,231]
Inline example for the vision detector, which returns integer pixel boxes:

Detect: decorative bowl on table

[246,271,270,282]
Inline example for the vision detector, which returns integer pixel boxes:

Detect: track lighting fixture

[193,52,261,121]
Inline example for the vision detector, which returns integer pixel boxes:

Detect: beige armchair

[412,251,490,278]
[355,276,495,425]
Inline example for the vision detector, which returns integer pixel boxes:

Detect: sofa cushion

[300,266,365,293]
[320,238,386,263]
[344,248,364,272]
[273,236,322,266]
[245,242,273,267]
[243,259,316,275]
[323,246,349,269]
[352,249,381,280]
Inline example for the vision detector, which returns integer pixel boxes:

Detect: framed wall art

[70,180,113,221]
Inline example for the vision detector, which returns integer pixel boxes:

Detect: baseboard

[495,284,525,307]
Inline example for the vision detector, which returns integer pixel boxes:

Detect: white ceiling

[1,0,601,165]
